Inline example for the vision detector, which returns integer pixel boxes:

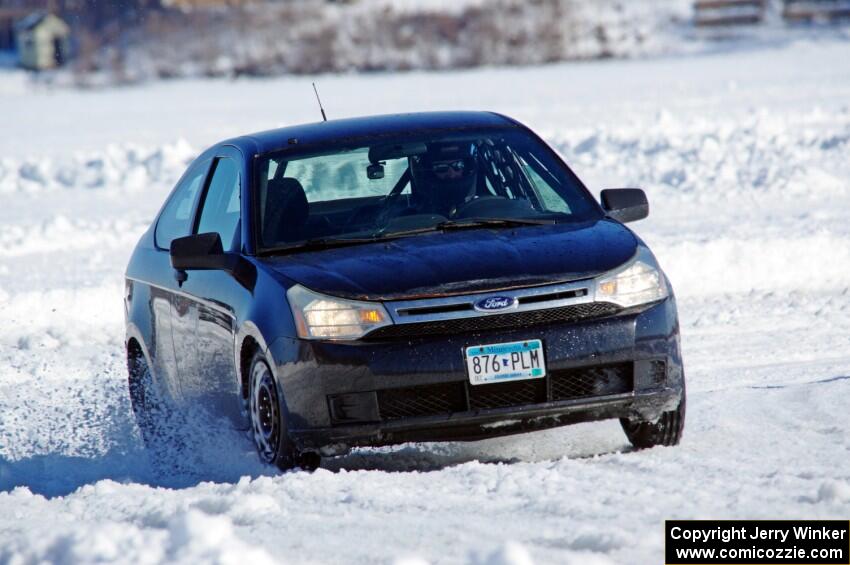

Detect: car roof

[223,111,519,156]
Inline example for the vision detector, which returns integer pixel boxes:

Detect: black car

[124,111,685,471]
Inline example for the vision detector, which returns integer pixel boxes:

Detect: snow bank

[553,108,850,203]
[0,215,148,258]
[0,139,195,194]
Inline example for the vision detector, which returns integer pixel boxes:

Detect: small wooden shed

[15,12,71,70]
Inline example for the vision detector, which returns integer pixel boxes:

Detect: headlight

[595,247,669,308]
[287,284,392,340]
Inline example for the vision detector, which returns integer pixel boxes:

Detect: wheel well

[127,338,145,384]
[239,337,260,400]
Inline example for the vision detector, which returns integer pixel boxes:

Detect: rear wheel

[248,350,320,472]
[127,346,186,469]
[621,389,686,449]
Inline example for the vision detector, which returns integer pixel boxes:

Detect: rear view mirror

[366,162,385,180]
[600,188,649,223]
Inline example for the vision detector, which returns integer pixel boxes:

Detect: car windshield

[255,127,601,252]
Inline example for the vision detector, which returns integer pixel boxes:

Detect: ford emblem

[474,296,518,312]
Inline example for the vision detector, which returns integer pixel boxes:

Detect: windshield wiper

[441,218,556,229]
[378,217,556,238]
[259,236,388,256]
[260,218,557,255]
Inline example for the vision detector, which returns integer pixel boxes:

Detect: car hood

[261,219,638,301]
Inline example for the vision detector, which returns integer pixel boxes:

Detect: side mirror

[170,232,257,290]
[170,232,231,271]
[600,188,649,223]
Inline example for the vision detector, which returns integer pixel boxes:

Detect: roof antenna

[312,82,327,122]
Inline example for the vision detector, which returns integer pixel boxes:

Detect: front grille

[376,382,466,420]
[366,302,621,340]
[373,362,633,423]
[469,378,546,410]
[550,363,633,401]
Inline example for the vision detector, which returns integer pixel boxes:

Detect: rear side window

[155,160,208,250]
[196,157,241,251]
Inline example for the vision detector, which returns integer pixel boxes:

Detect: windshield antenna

[312,82,327,122]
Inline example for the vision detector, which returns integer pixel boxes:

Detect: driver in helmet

[411,142,479,217]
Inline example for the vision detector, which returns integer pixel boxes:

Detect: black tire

[248,350,320,472]
[620,389,686,449]
[127,350,187,470]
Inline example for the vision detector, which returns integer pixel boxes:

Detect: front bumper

[268,296,684,456]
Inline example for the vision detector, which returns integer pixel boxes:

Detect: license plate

[464,339,546,385]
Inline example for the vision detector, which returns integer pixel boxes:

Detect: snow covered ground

[1,39,849,564]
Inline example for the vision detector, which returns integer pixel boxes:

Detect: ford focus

[124,111,686,471]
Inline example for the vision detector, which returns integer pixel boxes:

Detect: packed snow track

[1,40,849,565]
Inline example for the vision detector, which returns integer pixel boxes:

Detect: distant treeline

[11,0,689,84]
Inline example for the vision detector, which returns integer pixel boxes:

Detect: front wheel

[620,389,686,449]
[248,351,320,471]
